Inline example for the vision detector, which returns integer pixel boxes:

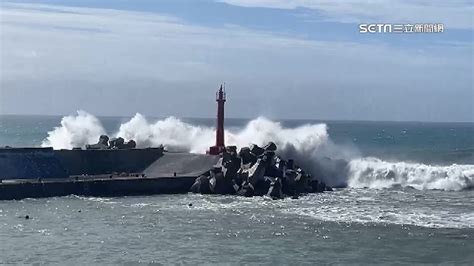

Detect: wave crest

[41,110,105,149]
[348,157,474,191]
[41,111,474,191]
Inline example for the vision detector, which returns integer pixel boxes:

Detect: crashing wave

[41,110,105,149]
[347,157,474,191]
[41,111,474,191]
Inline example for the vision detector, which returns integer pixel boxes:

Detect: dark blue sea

[0,114,473,264]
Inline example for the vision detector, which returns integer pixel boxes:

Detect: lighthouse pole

[209,84,226,155]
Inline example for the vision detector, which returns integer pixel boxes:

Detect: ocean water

[0,113,473,264]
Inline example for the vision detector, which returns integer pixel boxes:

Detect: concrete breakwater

[0,147,164,180]
[0,142,332,200]
[0,175,197,200]
[0,147,219,200]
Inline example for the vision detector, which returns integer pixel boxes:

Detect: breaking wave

[41,110,106,150]
[348,158,474,191]
[41,111,474,191]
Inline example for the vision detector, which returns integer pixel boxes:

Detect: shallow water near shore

[0,190,472,264]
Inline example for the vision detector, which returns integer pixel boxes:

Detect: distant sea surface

[0,114,473,264]
[0,115,473,164]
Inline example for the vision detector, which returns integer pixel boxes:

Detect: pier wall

[0,176,196,200]
[0,147,164,180]
[0,149,219,200]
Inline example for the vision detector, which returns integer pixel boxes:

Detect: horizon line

[0,112,473,124]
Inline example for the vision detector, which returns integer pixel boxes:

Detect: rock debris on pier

[85,135,136,150]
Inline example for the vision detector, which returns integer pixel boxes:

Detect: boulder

[309,179,318,193]
[98,135,109,146]
[249,144,264,157]
[247,159,267,186]
[262,150,275,164]
[239,147,255,165]
[275,157,286,171]
[86,135,110,150]
[264,164,282,178]
[263,141,277,151]
[267,177,283,200]
[123,140,136,149]
[191,143,334,199]
[254,176,273,196]
[190,174,213,194]
[226,146,237,154]
[222,154,241,182]
[294,171,310,195]
[286,159,295,170]
[109,137,125,149]
[236,181,254,197]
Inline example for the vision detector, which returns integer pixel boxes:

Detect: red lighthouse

[209,84,226,155]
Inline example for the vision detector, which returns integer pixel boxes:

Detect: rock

[283,169,297,196]
[281,169,308,197]
[309,179,320,193]
[226,146,237,154]
[239,147,256,165]
[253,176,273,196]
[249,144,264,157]
[318,182,327,193]
[191,143,334,199]
[124,140,136,149]
[108,137,136,149]
[190,174,213,194]
[86,135,110,150]
[237,166,249,183]
[286,159,295,170]
[293,169,310,195]
[109,137,125,149]
[263,141,277,151]
[209,168,235,195]
[267,177,283,200]
[222,151,241,180]
[262,150,275,164]
[264,165,282,178]
[275,157,286,171]
[99,135,109,145]
[190,178,201,193]
[320,182,333,192]
[237,181,254,197]
[247,159,267,186]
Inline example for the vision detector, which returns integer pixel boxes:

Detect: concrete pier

[0,175,197,200]
[0,148,220,200]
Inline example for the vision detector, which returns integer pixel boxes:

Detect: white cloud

[218,0,474,29]
[0,3,472,121]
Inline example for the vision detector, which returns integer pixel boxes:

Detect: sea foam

[348,157,474,191]
[41,110,105,150]
[41,111,474,191]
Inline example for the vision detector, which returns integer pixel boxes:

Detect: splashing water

[348,157,474,191]
[41,110,105,149]
[41,111,474,190]
[116,113,215,153]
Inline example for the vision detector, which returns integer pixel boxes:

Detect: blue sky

[0,0,473,121]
